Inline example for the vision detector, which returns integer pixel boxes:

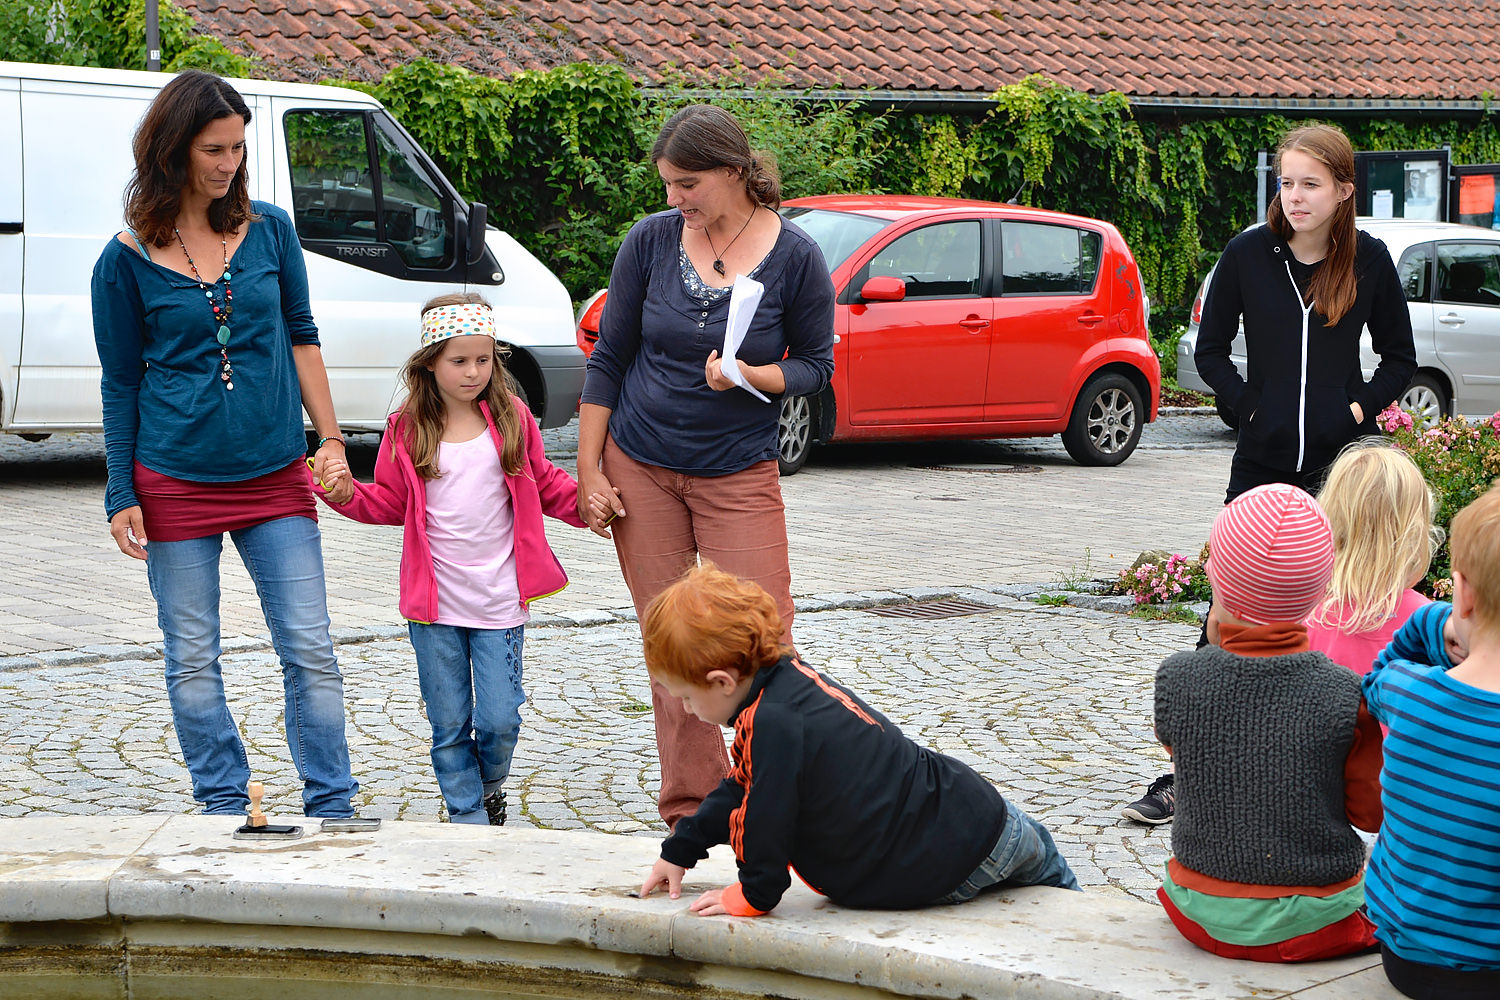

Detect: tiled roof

[180,0,1500,105]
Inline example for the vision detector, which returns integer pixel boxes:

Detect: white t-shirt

[423,431,527,629]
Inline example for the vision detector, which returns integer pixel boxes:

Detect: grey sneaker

[1121,773,1175,824]
[483,789,507,827]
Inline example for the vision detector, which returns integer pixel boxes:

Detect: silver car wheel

[1399,382,1444,431]
[1087,387,1137,454]
[777,395,813,475]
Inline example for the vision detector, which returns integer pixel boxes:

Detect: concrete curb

[0,815,1395,1000]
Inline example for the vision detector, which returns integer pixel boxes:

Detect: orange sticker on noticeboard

[1459,175,1496,216]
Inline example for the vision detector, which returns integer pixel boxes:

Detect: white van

[0,60,585,438]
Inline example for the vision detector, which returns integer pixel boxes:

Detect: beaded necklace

[173,227,235,391]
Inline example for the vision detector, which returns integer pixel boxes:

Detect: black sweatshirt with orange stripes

[659,655,1007,914]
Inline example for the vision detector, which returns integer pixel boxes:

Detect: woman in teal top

[90,70,358,818]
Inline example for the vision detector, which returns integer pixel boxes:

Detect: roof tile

[174,0,1500,104]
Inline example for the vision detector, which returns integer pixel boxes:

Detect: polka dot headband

[420,302,498,347]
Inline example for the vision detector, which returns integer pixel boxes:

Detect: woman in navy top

[577,105,835,827]
[90,71,357,818]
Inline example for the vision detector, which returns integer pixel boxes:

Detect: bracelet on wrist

[317,435,346,449]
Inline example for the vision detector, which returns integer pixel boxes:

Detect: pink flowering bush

[1117,552,1212,606]
[1379,403,1500,590]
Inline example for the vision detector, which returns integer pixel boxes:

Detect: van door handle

[1077,312,1105,326]
[1438,313,1466,326]
[958,317,989,331]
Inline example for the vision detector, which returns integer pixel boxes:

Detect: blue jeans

[937,798,1081,902]
[406,623,525,825]
[145,516,356,817]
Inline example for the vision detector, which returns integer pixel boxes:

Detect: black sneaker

[1121,773,1175,824]
[483,789,507,827]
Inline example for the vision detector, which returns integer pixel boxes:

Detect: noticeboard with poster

[1455,165,1500,230]
[1353,149,1449,222]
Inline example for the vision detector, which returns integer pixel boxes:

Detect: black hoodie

[660,655,1006,912]
[1195,225,1416,473]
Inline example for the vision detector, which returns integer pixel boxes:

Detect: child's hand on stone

[689,887,729,916]
[639,858,686,900]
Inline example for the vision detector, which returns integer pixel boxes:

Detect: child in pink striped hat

[1152,483,1384,962]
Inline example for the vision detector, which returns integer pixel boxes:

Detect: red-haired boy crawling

[637,564,1079,916]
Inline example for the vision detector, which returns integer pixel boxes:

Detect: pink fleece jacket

[318,397,585,624]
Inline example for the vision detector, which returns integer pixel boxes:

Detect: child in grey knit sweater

[1154,483,1383,963]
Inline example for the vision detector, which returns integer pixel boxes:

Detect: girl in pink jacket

[318,293,596,826]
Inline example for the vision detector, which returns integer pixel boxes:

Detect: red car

[575,195,1160,473]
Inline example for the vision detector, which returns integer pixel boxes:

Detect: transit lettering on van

[0,60,585,438]
[336,245,390,259]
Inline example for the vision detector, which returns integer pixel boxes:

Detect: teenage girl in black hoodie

[1122,124,1417,827]
[1197,123,1417,504]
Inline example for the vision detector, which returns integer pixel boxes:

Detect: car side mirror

[465,202,488,265]
[860,275,906,302]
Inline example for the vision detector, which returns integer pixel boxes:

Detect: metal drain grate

[919,462,1044,474]
[867,598,1000,620]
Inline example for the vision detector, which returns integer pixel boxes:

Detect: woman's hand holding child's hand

[639,858,686,900]
[578,469,625,539]
[318,457,354,504]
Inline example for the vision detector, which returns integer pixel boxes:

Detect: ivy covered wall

[355,60,1500,331]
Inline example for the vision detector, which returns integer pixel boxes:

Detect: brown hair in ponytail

[651,104,782,209]
[399,293,524,480]
[1266,123,1358,326]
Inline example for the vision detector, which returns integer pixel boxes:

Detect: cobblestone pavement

[0,414,1230,900]
[0,413,1234,656]
[0,590,1186,902]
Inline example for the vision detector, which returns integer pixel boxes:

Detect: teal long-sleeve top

[91,201,318,519]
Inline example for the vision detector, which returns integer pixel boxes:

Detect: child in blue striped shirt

[1364,485,1500,1000]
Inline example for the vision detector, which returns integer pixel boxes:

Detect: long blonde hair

[1311,440,1441,633]
[398,293,524,480]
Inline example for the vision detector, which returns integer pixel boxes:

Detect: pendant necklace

[704,206,756,277]
[175,228,235,391]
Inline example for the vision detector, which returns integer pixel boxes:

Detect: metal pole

[145,0,161,71]
[1255,151,1271,224]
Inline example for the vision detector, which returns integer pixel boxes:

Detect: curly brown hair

[398,293,525,480]
[124,70,257,246]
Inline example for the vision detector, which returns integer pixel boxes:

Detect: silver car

[1177,219,1500,428]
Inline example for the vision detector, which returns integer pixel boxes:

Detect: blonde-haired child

[1308,441,1440,675]
[317,293,607,825]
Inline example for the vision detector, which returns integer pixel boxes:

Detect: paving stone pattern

[0,592,1186,901]
[0,416,1233,901]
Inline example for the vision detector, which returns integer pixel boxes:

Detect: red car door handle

[959,317,990,331]
[1077,313,1105,325]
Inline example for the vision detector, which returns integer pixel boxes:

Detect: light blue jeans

[937,798,1081,902]
[406,623,525,825]
[145,516,357,817]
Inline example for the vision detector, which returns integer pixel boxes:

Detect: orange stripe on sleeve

[728,696,760,859]
[790,658,882,729]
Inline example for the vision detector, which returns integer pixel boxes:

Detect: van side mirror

[860,275,906,302]
[465,202,488,265]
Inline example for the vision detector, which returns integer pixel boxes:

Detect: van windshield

[779,208,889,272]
